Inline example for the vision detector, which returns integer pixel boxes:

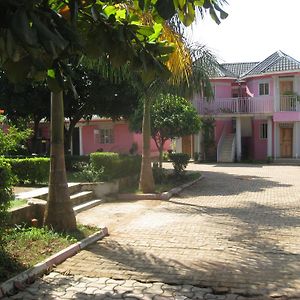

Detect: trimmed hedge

[0,159,15,236]
[90,152,141,181]
[5,157,50,184]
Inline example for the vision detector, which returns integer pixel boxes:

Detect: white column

[274,123,279,159]
[79,126,83,155]
[175,137,182,153]
[273,76,279,112]
[236,117,242,161]
[267,117,273,157]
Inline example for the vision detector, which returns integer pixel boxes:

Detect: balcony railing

[280,95,300,112]
[193,97,274,115]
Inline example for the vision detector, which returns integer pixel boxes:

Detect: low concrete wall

[9,176,138,225]
[9,201,45,226]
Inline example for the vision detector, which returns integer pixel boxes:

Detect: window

[259,83,269,95]
[100,128,114,144]
[259,123,268,139]
[95,127,114,144]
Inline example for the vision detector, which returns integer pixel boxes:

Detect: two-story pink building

[176,50,300,162]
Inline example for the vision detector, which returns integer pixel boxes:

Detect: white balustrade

[194,97,274,115]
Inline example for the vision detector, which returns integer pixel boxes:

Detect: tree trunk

[43,91,77,231]
[139,97,155,193]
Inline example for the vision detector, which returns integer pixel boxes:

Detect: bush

[90,152,141,181]
[6,157,50,184]
[169,153,190,176]
[74,162,104,182]
[162,151,169,162]
[0,159,15,244]
[65,155,90,172]
[152,162,167,184]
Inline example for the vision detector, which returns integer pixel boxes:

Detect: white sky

[189,0,300,63]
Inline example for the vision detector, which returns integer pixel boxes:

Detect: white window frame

[94,126,114,144]
[259,123,268,140]
[259,82,269,96]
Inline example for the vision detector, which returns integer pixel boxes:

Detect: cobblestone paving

[5,164,300,299]
[3,272,249,299]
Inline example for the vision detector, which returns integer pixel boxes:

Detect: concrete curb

[117,175,204,201]
[0,227,108,298]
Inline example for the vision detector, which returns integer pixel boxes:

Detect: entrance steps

[15,183,102,214]
[273,158,300,165]
[218,133,235,163]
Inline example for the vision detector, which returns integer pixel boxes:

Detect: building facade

[177,50,300,162]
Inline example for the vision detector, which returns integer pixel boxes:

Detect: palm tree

[138,21,219,193]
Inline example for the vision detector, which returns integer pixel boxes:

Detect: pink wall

[252,120,268,160]
[81,121,171,156]
[133,133,172,157]
[274,112,300,122]
[215,119,232,145]
[246,76,274,97]
[82,123,134,155]
[212,79,233,98]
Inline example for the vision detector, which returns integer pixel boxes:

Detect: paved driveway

[6,164,300,299]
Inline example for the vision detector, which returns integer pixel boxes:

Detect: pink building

[176,50,300,162]
[69,118,170,157]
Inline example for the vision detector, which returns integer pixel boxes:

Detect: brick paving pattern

[5,164,300,299]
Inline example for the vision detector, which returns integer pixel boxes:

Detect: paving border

[117,174,204,201]
[0,227,108,298]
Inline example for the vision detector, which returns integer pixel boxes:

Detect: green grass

[0,224,98,283]
[9,199,27,209]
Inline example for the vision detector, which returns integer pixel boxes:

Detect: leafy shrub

[90,152,141,181]
[0,159,15,245]
[152,162,167,184]
[169,153,190,176]
[6,157,50,184]
[65,155,90,172]
[74,162,104,182]
[162,151,169,162]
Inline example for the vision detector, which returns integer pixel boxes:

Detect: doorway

[182,135,193,157]
[280,127,293,158]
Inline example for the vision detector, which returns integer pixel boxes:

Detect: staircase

[218,133,235,162]
[16,183,103,215]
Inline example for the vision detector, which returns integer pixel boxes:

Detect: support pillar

[236,117,242,161]
[267,117,273,157]
[79,126,83,155]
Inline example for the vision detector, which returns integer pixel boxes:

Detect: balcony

[280,95,300,112]
[193,97,273,116]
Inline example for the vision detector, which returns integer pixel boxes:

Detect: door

[280,127,293,158]
[280,80,295,111]
[182,135,192,157]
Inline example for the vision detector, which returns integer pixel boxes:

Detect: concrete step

[73,199,103,214]
[15,183,82,200]
[68,183,82,195]
[70,191,94,206]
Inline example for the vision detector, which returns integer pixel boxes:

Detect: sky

[188,0,300,63]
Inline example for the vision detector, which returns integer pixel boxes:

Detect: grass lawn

[9,199,27,209]
[0,224,98,284]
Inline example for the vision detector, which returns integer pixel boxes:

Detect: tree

[0,71,50,153]
[0,126,32,156]
[0,0,227,230]
[130,93,201,168]
[63,64,140,154]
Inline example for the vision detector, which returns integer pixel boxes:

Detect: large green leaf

[155,0,176,20]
